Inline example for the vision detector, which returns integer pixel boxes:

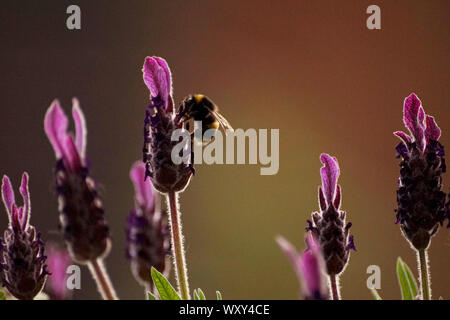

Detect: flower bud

[306,154,355,276]
[277,234,328,300]
[0,173,49,300]
[126,162,170,290]
[46,243,72,300]
[44,99,111,263]
[394,93,447,250]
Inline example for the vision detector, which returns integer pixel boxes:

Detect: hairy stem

[329,274,340,300]
[88,259,118,300]
[144,283,154,296]
[167,191,190,300]
[417,249,431,300]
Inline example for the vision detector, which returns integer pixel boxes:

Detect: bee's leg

[174,104,184,123]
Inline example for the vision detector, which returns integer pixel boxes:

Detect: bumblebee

[177,94,233,136]
[175,94,232,172]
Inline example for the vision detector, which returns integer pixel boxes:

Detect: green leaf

[193,289,200,300]
[197,288,206,300]
[216,291,222,300]
[151,267,181,300]
[403,261,419,299]
[0,289,6,300]
[397,257,419,300]
[147,292,158,300]
[370,288,382,300]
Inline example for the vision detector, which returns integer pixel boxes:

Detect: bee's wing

[213,111,234,131]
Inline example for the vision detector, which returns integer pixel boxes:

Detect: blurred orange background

[0,0,448,299]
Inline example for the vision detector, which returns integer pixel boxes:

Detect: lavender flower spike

[142,57,193,193]
[46,244,72,300]
[142,56,195,299]
[0,173,49,300]
[126,161,170,292]
[277,234,328,300]
[394,93,447,250]
[45,99,118,300]
[44,99,110,264]
[306,154,354,299]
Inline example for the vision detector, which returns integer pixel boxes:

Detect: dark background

[0,1,448,299]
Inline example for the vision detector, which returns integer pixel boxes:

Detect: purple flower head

[130,161,155,213]
[277,234,328,300]
[394,93,442,154]
[45,99,86,172]
[143,57,173,113]
[306,154,355,276]
[0,173,49,300]
[394,93,447,249]
[44,99,110,264]
[142,56,193,194]
[126,161,170,290]
[319,153,341,210]
[46,244,72,300]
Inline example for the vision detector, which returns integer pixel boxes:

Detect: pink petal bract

[319,153,340,208]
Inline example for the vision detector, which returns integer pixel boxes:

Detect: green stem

[167,191,191,300]
[418,249,431,300]
[329,274,340,300]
